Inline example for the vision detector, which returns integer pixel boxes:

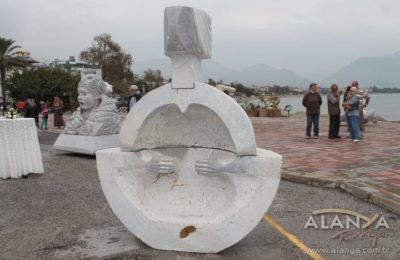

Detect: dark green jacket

[302,91,322,114]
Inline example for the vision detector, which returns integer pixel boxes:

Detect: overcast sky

[2,0,400,80]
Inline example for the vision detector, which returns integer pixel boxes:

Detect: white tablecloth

[0,118,44,179]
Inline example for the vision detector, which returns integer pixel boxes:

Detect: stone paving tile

[251,114,400,215]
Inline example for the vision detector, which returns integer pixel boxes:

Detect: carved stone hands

[195,157,224,177]
[147,156,176,174]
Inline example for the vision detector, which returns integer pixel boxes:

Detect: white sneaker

[347,139,353,142]
[353,139,360,143]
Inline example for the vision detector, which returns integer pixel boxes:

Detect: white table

[0,118,44,179]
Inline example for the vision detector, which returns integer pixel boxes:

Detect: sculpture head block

[164,6,211,59]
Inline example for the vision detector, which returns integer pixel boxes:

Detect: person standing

[351,80,370,133]
[40,101,49,130]
[343,87,361,142]
[24,98,40,127]
[127,85,142,112]
[53,96,65,129]
[302,83,322,139]
[327,84,342,139]
[17,99,26,116]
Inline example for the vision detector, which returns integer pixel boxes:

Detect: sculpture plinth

[96,6,281,253]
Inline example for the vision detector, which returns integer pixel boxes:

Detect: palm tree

[0,37,26,114]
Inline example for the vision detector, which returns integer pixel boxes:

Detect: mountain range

[318,51,400,88]
[133,51,400,88]
[133,59,311,87]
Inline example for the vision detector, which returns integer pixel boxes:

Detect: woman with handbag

[53,96,65,129]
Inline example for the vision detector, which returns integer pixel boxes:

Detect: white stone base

[54,134,120,155]
[96,147,281,253]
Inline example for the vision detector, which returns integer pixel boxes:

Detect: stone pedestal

[54,134,119,155]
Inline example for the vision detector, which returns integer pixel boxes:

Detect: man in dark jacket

[24,98,40,127]
[327,84,342,139]
[302,83,322,139]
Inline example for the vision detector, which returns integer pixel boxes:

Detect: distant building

[252,85,272,95]
[216,84,236,95]
[36,56,102,78]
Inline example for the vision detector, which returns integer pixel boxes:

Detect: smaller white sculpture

[64,74,120,136]
[54,74,120,155]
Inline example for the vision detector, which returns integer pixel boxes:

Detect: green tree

[80,33,134,95]
[0,37,26,113]
[5,67,80,108]
[143,68,164,89]
[231,82,255,97]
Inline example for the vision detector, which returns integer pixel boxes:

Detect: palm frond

[0,38,15,55]
[6,46,23,56]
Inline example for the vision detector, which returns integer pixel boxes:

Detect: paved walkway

[252,113,400,215]
[43,111,400,215]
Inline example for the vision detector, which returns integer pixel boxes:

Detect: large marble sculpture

[53,74,120,155]
[96,6,282,253]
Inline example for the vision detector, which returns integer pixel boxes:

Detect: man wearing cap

[128,85,142,112]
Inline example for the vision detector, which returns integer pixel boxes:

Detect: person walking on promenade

[52,96,65,129]
[40,101,49,130]
[302,83,322,139]
[351,80,370,133]
[127,85,142,112]
[24,98,39,127]
[327,84,342,139]
[343,87,361,142]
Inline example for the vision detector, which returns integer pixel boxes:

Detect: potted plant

[267,94,281,117]
[241,101,258,117]
[258,95,269,117]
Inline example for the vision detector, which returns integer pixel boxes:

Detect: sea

[279,93,400,121]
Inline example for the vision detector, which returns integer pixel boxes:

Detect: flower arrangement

[5,108,21,119]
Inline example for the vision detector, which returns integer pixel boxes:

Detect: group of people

[302,80,370,142]
[16,96,65,130]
